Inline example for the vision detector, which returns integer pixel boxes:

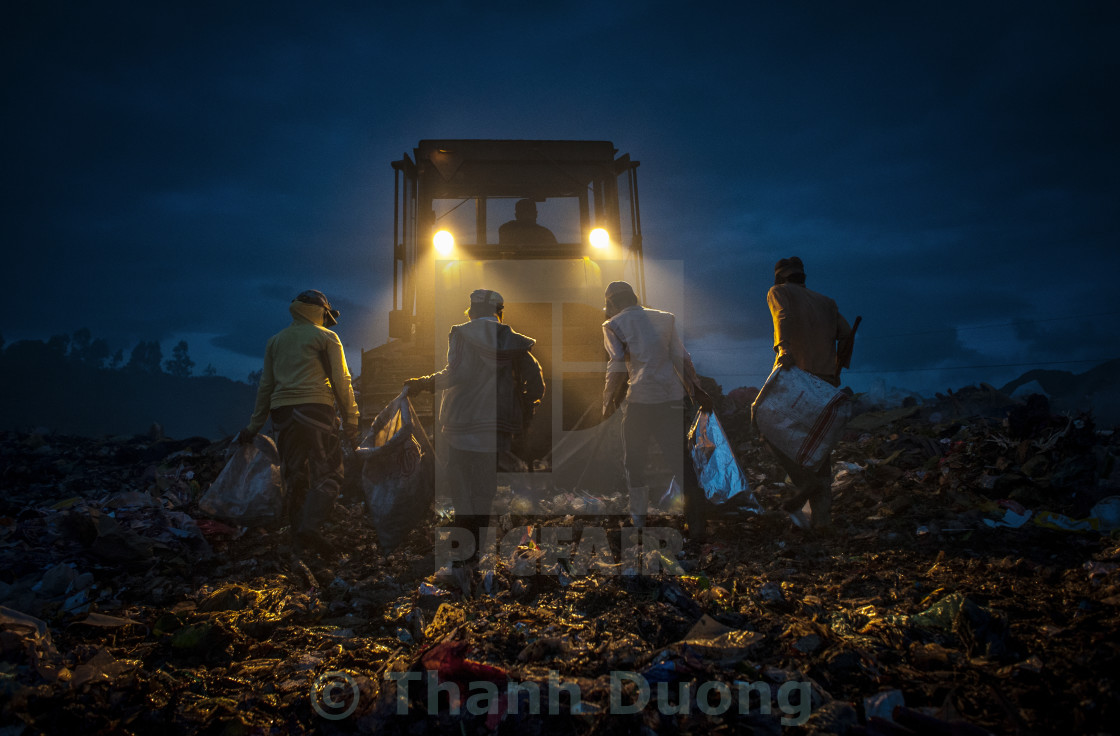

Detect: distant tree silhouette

[85,339,110,368]
[203,364,217,377]
[247,368,263,385]
[68,328,110,368]
[0,330,259,439]
[70,328,91,357]
[164,340,195,377]
[126,340,163,373]
[2,339,61,368]
[46,334,70,357]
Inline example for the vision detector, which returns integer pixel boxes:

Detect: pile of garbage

[1,383,1119,734]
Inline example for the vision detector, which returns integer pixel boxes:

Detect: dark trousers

[272,404,343,539]
[621,400,707,530]
[443,436,511,551]
[771,442,833,526]
[445,445,499,517]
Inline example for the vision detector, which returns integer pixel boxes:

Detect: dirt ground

[2,384,1118,735]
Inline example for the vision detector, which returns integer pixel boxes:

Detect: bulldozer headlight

[590,228,610,249]
[433,230,454,256]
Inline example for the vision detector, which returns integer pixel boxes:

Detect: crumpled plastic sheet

[418,640,510,729]
[358,391,434,552]
[0,606,64,681]
[983,507,1034,528]
[1033,510,1100,532]
[198,434,284,527]
[688,409,761,510]
[864,689,905,723]
[1092,496,1120,530]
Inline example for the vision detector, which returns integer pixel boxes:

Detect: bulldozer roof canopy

[406,139,633,200]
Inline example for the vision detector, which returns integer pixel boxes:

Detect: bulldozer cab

[362,139,644,489]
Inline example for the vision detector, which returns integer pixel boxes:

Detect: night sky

[6,2,1119,401]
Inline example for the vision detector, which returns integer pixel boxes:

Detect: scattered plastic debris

[0,379,1118,733]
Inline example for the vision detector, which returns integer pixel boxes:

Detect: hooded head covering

[774,257,806,283]
[294,290,340,327]
[603,280,638,319]
[604,281,636,300]
[470,289,504,307]
[466,288,504,319]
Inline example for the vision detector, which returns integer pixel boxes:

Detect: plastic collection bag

[687,409,761,510]
[198,434,284,527]
[751,366,851,470]
[1091,496,1120,531]
[358,391,435,552]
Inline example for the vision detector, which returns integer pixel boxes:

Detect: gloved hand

[344,423,361,451]
[403,377,431,396]
[235,428,257,445]
[521,399,539,432]
[776,351,796,368]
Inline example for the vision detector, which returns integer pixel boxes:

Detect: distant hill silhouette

[1000,358,1120,428]
[4,333,1118,440]
[0,338,256,439]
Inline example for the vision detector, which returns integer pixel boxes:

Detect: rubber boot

[455,514,482,559]
[299,479,339,535]
[810,486,833,530]
[685,496,708,542]
[291,479,339,557]
[286,485,308,557]
[628,486,649,529]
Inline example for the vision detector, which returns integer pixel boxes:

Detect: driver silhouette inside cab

[498,199,558,247]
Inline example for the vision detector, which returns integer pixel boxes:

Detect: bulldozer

[360,139,646,489]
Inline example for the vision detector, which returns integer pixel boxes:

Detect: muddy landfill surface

[2,384,1119,735]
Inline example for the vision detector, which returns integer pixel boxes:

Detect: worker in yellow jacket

[238,290,361,553]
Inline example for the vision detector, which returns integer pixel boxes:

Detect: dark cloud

[4,2,1118,397]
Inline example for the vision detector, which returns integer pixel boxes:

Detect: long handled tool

[835,315,862,380]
